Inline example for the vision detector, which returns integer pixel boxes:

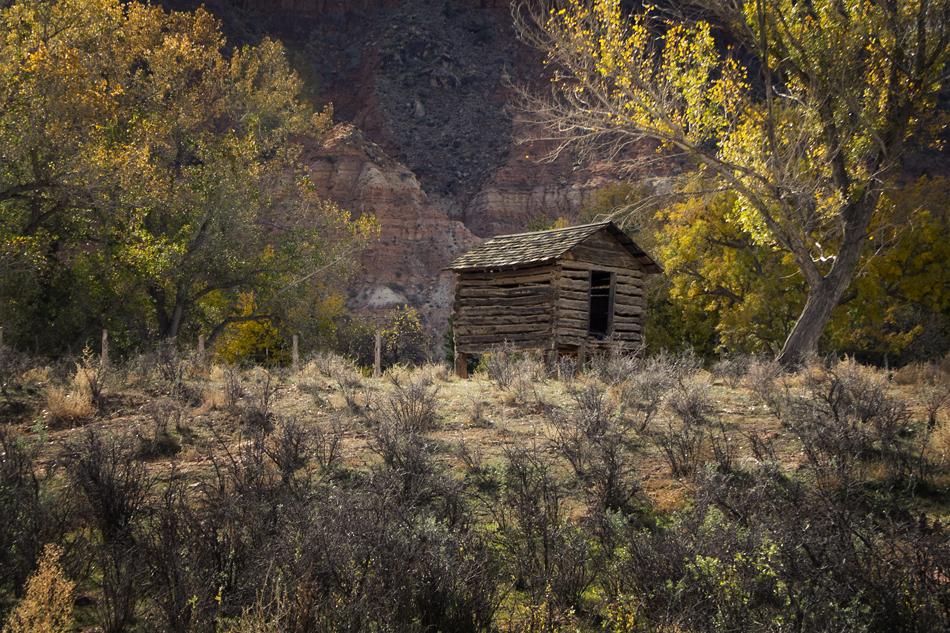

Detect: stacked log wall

[556,230,648,350]
[453,264,557,353]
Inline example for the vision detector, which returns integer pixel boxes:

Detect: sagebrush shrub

[0,428,69,606]
[367,373,440,432]
[264,416,312,486]
[782,359,914,481]
[307,351,349,378]
[484,344,543,394]
[332,360,366,412]
[492,441,594,614]
[648,418,708,478]
[74,344,109,408]
[712,354,753,388]
[312,414,345,474]
[590,348,641,387]
[221,363,244,409]
[616,365,673,431]
[667,377,715,426]
[918,380,950,428]
[241,368,283,431]
[743,356,786,416]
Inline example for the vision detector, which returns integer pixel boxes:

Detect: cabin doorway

[588,271,613,338]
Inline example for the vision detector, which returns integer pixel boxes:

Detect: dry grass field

[2,346,950,632]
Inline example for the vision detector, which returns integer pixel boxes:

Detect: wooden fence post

[374,330,382,378]
[545,349,558,377]
[292,335,299,373]
[455,351,468,379]
[101,330,109,368]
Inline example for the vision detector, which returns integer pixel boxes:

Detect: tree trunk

[775,274,851,367]
[776,194,881,367]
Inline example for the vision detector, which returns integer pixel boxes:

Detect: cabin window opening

[588,271,613,338]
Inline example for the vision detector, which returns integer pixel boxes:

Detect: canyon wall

[300,124,479,333]
[166,0,671,344]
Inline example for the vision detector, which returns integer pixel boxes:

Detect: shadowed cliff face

[299,124,480,334]
[158,0,673,337]
[159,0,949,347]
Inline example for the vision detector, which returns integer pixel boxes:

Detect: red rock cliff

[300,124,479,333]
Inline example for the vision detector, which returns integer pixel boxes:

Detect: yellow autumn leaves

[0,0,376,354]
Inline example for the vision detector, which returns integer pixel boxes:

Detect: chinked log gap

[444,221,663,378]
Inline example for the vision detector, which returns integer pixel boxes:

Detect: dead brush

[365,372,441,432]
[331,361,366,412]
[712,354,753,388]
[241,368,284,432]
[312,414,346,473]
[589,348,642,387]
[307,351,349,378]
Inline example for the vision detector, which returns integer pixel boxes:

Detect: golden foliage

[514,0,950,363]
[0,0,375,353]
[3,544,74,633]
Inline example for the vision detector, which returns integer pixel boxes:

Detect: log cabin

[444,221,662,377]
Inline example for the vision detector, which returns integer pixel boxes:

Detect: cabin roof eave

[444,221,663,274]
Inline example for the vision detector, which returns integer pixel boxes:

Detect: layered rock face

[168,0,672,340]
[226,0,515,20]
[300,124,479,332]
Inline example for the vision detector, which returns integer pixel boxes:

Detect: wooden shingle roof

[445,221,662,274]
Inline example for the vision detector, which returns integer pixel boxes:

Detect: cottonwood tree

[0,0,376,353]
[513,0,950,366]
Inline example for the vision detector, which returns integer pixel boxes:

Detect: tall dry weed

[893,357,950,386]
[46,381,94,427]
[929,419,950,468]
[3,544,74,633]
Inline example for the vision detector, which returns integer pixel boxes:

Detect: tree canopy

[0,0,377,355]
[514,0,950,365]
